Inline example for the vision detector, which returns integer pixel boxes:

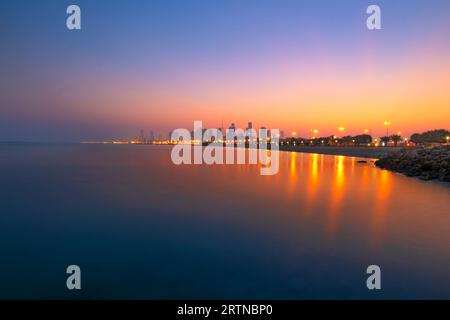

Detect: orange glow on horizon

[36,35,449,140]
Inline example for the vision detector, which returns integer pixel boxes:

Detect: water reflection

[305,153,320,213]
[372,169,392,247]
[283,151,395,242]
[1,144,450,299]
[326,155,346,239]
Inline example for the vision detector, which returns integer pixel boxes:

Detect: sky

[1,0,450,142]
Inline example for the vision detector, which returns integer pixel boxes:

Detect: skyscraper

[139,129,145,143]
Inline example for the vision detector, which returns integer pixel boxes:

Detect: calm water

[0,143,449,299]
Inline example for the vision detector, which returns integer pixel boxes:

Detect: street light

[312,129,319,139]
[337,126,345,140]
[383,121,392,136]
[310,129,319,139]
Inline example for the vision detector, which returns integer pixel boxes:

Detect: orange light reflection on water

[324,155,346,239]
[304,153,320,214]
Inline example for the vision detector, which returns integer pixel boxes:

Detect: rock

[375,146,450,182]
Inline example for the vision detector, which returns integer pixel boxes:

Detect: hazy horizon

[1,0,450,142]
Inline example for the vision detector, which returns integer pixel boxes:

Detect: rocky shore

[375,146,450,182]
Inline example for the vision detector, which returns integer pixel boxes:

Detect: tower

[139,129,145,143]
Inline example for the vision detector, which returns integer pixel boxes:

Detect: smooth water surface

[0,144,449,299]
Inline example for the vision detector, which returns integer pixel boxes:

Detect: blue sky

[1,1,450,141]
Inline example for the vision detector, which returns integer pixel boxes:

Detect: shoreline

[279,146,403,159]
[5,142,450,184]
[1,141,403,160]
[375,146,450,182]
[77,142,404,159]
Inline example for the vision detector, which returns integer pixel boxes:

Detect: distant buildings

[139,129,145,143]
[166,121,282,144]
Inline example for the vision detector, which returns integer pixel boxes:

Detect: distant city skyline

[1,0,450,142]
[126,120,428,143]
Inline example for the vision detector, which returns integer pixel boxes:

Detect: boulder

[375,146,450,182]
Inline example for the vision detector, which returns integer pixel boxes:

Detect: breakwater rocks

[375,146,450,181]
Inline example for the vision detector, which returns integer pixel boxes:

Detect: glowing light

[383,121,392,136]
[338,126,345,132]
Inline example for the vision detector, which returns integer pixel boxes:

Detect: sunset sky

[1,0,450,141]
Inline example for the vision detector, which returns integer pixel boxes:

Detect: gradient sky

[1,0,450,141]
